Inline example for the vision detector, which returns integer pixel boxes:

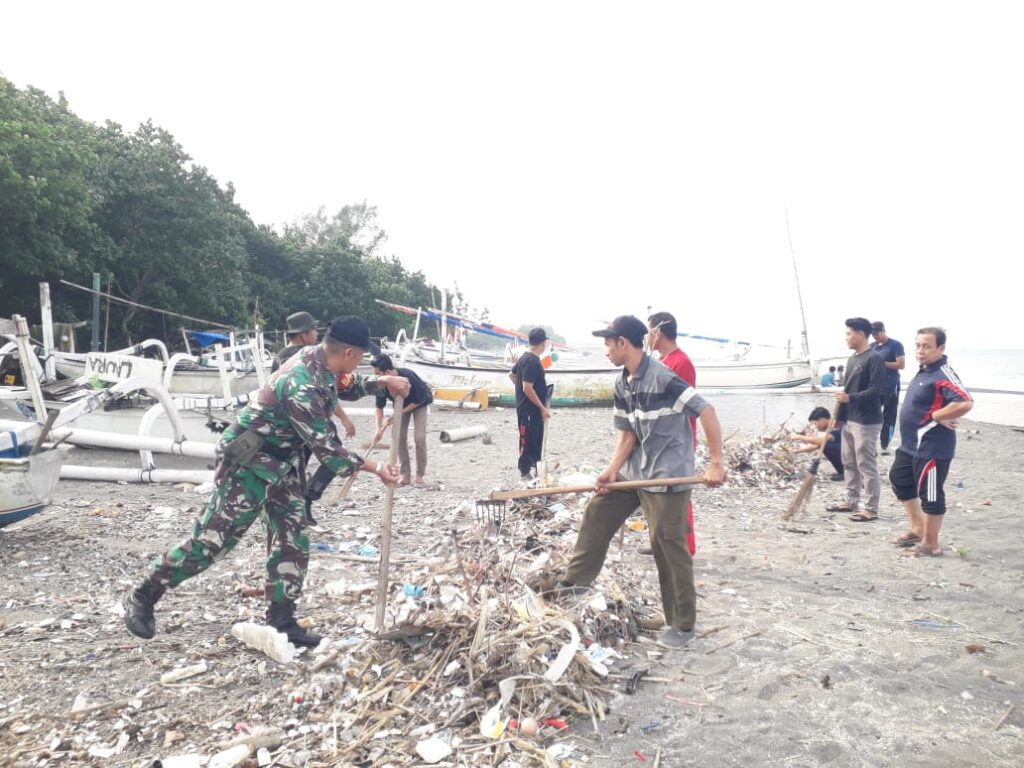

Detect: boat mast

[785,208,811,360]
[440,289,448,364]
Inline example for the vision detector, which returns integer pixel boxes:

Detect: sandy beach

[1,392,1021,767]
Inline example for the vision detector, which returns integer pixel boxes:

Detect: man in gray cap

[557,315,726,649]
[272,312,320,373]
[273,311,355,438]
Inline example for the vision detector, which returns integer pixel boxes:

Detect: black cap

[327,316,381,355]
[592,315,647,347]
[286,311,319,333]
[871,321,885,332]
[528,327,548,345]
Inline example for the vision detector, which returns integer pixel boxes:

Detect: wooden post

[90,272,101,351]
[214,344,232,405]
[375,395,405,632]
[13,314,47,418]
[39,282,56,381]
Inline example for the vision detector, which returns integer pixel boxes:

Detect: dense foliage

[0,77,447,348]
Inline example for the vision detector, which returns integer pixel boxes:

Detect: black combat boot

[124,580,166,639]
[266,600,323,648]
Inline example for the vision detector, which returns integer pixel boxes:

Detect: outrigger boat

[376,300,814,406]
[0,425,65,527]
[51,330,272,398]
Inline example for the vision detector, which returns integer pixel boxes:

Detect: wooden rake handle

[490,475,706,501]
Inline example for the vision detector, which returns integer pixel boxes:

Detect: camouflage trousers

[147,465,309,603]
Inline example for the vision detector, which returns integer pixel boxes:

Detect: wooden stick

[705,629,763,655]
[29,410,60,456]
[490,476,705,501]
[323,440,379,505]
[993,703,1014,732]
[374,395,404,632]
[538,384,554,484]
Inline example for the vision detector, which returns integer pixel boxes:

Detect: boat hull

[53,354,261,396]
[0,449,64,527]
[401,357,814,406]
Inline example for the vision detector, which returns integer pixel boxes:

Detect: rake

[474,498,507,533]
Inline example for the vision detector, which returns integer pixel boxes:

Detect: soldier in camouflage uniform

[124,316,409,647]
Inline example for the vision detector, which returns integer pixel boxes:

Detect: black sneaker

[124,581,165,639]
[638,547,654,555]
[829,472,845,482]
[266,600,323,648]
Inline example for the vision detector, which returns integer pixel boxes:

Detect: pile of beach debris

[719,425,801,489]
[1,483,669,768]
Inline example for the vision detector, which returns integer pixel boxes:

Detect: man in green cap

[124,316,408,647]
[272,311,320,372]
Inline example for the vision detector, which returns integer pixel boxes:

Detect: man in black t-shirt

[372,354,433,487]
[509,328,551,479]
[833,317,887,521]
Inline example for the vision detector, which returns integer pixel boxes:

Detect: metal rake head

[474,499,507,531]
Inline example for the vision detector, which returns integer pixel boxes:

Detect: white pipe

[334,407,393,418]
[60,465,213,484]
[138,403,173,468]
[439,425,488,443]
[39,282,56,381]
[432,399,482,410]
[115,339,169,364]
[50,427,215,459]
[51,377,187,434]
[163,353,195,390]
[412,308,421,344]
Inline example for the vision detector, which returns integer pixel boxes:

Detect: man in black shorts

[889,327,972,556]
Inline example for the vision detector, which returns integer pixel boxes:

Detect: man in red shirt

[647,312,699,556]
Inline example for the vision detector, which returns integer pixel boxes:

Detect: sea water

[805,348,1024,428]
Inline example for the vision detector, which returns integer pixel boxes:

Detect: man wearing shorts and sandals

[889,327,972,557]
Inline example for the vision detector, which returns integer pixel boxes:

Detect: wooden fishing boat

[400,356,814,407]
[51,334,271,397]
[0,425,65,527]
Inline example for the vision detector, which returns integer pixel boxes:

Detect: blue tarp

[189,331,231,348]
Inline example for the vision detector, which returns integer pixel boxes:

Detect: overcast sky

[4,1,1022,356]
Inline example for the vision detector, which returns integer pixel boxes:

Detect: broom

[783,413,837,520]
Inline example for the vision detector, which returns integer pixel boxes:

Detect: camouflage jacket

[222,345,380,482]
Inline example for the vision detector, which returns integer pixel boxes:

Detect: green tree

[0,78,109,317]
[92,121,250,342]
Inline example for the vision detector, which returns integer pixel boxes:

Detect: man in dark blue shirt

[870,321,906,453]
[889,327,972,556]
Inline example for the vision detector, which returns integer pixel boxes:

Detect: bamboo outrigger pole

[374,395,405,632]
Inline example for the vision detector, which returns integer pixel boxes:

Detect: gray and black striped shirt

[613,354,708,491]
